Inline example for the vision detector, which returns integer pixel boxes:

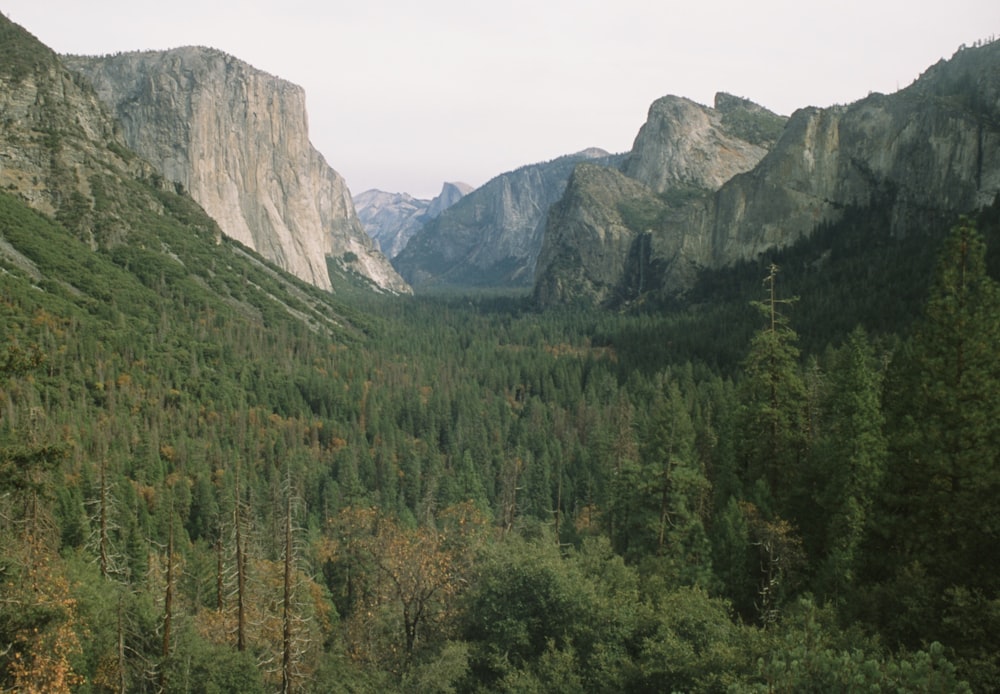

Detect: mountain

[4,15,999,690]
[534,93,785,305]
[393,148,624,289]
[354,181,472,258]
[535,44,1000,306]
[62,47,410,295]
[623,92,783,193]
[0,14,367,334]
[0,16,153,240]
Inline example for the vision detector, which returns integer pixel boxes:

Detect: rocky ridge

[534,94,784,303]
[534,45,1000,306]
[393,148,624,289]
[354,181,473,258]
[63,47,409,294]
[0,17,152,243]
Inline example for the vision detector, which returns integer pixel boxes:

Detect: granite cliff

[535,43,1000,306]
[393,148,623,289]
[64,47,409,294]
[354,181,472,258]
[535,94,784,304]
[0,16,152,243]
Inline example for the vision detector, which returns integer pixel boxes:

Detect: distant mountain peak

[355,182,474,258]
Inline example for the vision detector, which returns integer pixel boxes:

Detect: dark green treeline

[1,186,998,691]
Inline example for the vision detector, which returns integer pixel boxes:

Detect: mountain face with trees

[392,149,623,289]
[63,48,410,295]
[535,43,1000,306]
[2,14,999,693]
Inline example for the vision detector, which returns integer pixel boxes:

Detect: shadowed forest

[2,174,999,693]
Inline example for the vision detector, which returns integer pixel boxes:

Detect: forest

[1,175,999,693]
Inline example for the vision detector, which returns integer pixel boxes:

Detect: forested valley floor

[2,188,999,692]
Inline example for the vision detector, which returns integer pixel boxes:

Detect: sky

[4,1,999,199]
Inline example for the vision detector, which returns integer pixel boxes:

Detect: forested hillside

[2,164,999,691]
[2,14,1000,693]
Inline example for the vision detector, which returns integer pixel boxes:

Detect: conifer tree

[879,219,1000,585]
[737,264,808,513]
[814,327,886,600]
[871,218,1000,688]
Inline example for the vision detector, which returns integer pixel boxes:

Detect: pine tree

[879,219,1000,588]
[871,218,1000,688]
[814,327,887,600]
[737,264,808,513]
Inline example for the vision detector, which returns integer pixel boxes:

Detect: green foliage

[736,266,808,511]
[811,327,887,600]
[720,108,786,147]
[864,218,1000,689]
[0,109,996,690]
[744,598,972,693]
[634,586,750,692]
[0,13,56,84]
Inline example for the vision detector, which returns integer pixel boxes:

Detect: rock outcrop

[64,47,409,294]
[354,181,472,258]
[0,15,158,246]
[533,163,678,306]
[393,148,623,289]
[535,43,1000,306]
[535,94,783,304]
[622,94,780,193]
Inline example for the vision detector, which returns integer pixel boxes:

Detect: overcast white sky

[4,1,999,198]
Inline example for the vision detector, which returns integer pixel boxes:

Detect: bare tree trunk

[117,592,126,694]
[160,519,174,691]
[282,493,294,694]
[216,532,224,612]
[99,457,110,579]
[235,462,247,652]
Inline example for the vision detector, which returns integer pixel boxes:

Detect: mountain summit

[354,181,473,258]
[64,47,410,294]
[534,44,1000,306]
[392,149,623,289]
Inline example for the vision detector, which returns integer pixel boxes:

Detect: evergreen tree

[736,264,809,515]
[869,218,1000,689]
[639,378,712,586]
[813,327,887,601]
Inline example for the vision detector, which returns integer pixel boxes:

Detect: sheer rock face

[393,148,623,289]
[622,94,774,193]
[64,47,410,294]
[535,94,782,305]
[703,45,1000,268]
[533,163,670,306]
[354,181,472,259]
[536,42,1000,306]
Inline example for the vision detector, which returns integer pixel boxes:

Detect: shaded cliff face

[533,163,677,306]
[64,48,409,294]
[535,94,782,305]
[393,149,623,289]
[704,43,1000,267]
[536,43,1000,306]
[0,15,173,250]
[354,181,472,258]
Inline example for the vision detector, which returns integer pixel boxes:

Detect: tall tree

[813,327,887,600]
[737,263,809,514]
[870,218,1000,688]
